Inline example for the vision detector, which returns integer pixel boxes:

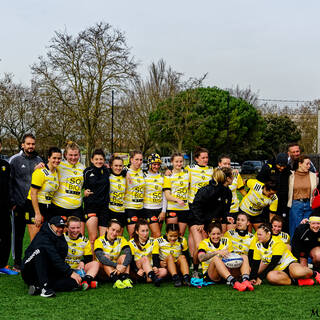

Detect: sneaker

[0,266,19,275]
[183,278,192,287]
[154,277,162,287]
[233,281,246,292]
[314,272,320,284]
[122,278,133,289]
[298,278,315,286]
[174,278,182,287]
[241,280,254,291]
[81,281,89,291]
[90,281,98,289]
[40,287,56,298]
[113,279,127,289]
[192,271,200,279]
[28,285,41,296]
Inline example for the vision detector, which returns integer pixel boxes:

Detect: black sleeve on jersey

[95,249,117,268]
[122,246,132,267]
[248,249,254,265]
[259,255,282,279]
[256,164,271,183]
[152,254,161,268]
[83,254,93,265]
[121,167,128,177]
[249,258,260,280]
[182,249,191,266]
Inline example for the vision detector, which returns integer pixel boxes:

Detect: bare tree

[31,22,137,164]
[226,84,260,107]
[0,74,39,152]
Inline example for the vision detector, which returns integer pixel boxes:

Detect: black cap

[276,153,288,166]
[49,216,66,227]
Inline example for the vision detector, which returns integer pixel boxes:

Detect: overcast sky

[1,0,319,103]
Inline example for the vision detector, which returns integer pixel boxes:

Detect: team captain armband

[309,216,320,222]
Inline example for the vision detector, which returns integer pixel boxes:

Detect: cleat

[0,266,19,275]
[122,278,133,289]
[298,278,315,286]
[233,281,246,292]
[153,277,161,287]
[174,278,182,287]
[81,281,89,291]
[90,281,98,289]
[192,271,200,279]
[28,285,41,296]
[314,272,320,284]
[242,280,254,291]
[40,287,56,298]
[113,279,127,289]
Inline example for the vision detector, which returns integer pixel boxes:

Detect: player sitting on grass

[224,212,255,256]
[152,223,191,287]
[64,216,99,290]
[249,223,320,286]
[198,222,254,291]
[94,219,133,289]
[129,219,164,286]
[292,210,320,271]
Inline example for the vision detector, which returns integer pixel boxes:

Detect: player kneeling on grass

[249,223,320,286]
[21,216,82,298]
[198,222,254,291]
[94,219,133,289]
[152,223,191,287]
[64,216,99,290]
[129,219,164,286]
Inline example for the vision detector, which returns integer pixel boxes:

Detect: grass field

[1,174,317,320]
[1,230,320,320]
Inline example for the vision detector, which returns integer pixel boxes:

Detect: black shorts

[166,210,190,224]
[25,199,50,224]
[84,204,108,222]
[50,203,84,222]
[125,209,143,225]
[143,208,161,224]
[100,210,126,228]
[247,213,267,224]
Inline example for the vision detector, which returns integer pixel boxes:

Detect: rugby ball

[222,253,243,269]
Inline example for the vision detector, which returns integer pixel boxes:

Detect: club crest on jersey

[137,179,140,183]
[22,164,26,168]
[202,176,205,180]
[180,181,183,186]
[1,166,6,171]
[73,171,77,175]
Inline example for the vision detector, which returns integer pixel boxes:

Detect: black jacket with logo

[21,222,72,276]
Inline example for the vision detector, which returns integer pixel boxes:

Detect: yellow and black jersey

[143,172,164,210]
[273,231,290,245]
[185,164,213,204]
[240,179,278,216]
[229,172,244,213]
[198,237,233,273]
[250,236,296,270]
[224,229,254,255]
[94,235,129,262]
[52,160,85,209]
[64,233,92,269]
[109,174,126,213]
[27,166,59,204]
[163,170,189,211]
[152,236,188,262]
[129,238,154,262]
[124,168,145,210]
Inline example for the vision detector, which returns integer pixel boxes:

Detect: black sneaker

[183,278,191,287]
[174,278,182,287]
[28,285,41,296]
[40,287,56,298]
[154,277,162,287]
